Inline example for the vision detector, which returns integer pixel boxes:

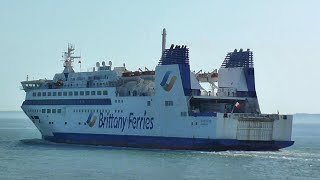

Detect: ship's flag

[235,102,241,109]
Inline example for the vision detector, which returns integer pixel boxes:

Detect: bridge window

[85,91,90,96]
[48,92,52,96]
[42,92,46,96]
[147,101,151,106]
[80,91,84,96]
[37,92,41,96]
[91,91,96,95]
[74,91,79,96]
[47,109,51,113]
[53,92,57,96]
[32,92,36,97]
[97,91,102,95]
[42,109,45,113]
[165,101,173,106]
[57,109,62,113]
[69,91,73,96]
[63,92,67,96]
[181,112,187,117]
[103,90,108,95]
[58,92,62,96]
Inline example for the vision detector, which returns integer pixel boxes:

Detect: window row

[165,101,174,106]
[32,90,108,97]
[181,112,188,117]
[73,109,123,113]
[115,99,123,103]
[28,109,62,114]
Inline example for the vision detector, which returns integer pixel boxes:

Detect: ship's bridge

[21,79,52,91]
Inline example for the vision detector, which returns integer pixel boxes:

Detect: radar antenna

[62,43,81,73]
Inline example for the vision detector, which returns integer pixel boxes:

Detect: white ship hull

[21,40,294,151]
[21,98,294,151]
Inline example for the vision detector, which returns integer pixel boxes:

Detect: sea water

[0,112,319,180]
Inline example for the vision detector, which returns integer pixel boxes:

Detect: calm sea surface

[0,112,319,180]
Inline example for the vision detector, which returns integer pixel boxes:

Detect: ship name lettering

[98,112,154,131]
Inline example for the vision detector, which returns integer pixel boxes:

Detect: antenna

[78,50,82,72]
[162,28,167,53]
[62,43,81,73]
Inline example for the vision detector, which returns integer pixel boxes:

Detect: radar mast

[62,43,81,73]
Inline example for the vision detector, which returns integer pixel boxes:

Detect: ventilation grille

[221,49,253,68]
[159,44,189,65]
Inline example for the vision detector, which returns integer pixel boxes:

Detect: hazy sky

[0,0,319,113]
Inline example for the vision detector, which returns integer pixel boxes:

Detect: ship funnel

[219,49,260,113]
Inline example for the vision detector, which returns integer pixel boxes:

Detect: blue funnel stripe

[244,68,256,97]
[178,64,191,96]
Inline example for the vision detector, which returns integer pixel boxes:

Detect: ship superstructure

[20,29,294,151]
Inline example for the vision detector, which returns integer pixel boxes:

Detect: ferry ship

[21,29,294,151]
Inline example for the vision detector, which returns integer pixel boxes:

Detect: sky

[0,0,319,114]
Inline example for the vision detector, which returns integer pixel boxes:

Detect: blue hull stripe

[44,133,294,151]
[22,98,112,106]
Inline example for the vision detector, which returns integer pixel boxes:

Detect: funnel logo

[160,71,177,92]
[86,112,97,127]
